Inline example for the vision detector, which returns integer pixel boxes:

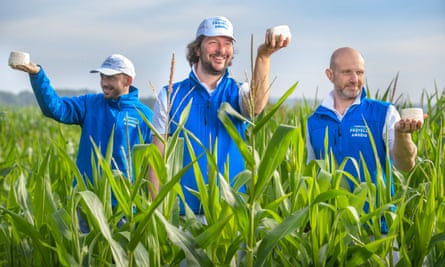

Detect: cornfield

[0,82,444,266]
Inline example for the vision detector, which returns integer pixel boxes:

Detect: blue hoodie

[30,67,153,205]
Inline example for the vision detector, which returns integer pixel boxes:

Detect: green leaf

[254,124,297,201]
[157,210,212,266]
[1,208,50,263]
[218,103,255,167]
[256,207,309,266]
[78,191,128,266]
[252,82,298,134]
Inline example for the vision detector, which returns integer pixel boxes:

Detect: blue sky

[1,0,444,103]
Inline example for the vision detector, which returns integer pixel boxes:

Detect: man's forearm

[252,54,271,114]
[391,132,417,172]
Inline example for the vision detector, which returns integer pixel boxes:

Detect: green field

[0,83,444,266]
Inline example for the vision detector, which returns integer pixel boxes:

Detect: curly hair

[186,36,205,67]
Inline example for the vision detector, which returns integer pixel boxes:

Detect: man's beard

[201,59,226,75]
[200,50,232,76]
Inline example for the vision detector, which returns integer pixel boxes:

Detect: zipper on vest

[335,125,342,145]
[204,100,210,125]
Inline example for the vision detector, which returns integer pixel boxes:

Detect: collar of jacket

[189,68,230,91]
[107,85,139,109]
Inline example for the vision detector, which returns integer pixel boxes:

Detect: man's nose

[350,73,358,82]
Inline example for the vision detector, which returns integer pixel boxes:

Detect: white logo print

[350,125,368,138]
[124,116,138,128]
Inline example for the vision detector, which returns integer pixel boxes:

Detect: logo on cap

[213,18,230,30]
[196,16,235,40]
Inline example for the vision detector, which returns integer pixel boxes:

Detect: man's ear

[325,68,334,83]
[126,75,133,87]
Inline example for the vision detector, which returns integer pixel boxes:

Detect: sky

[1,0,444,103]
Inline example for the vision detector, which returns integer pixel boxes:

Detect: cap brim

[90,68,122,76]
[200,34,236,42]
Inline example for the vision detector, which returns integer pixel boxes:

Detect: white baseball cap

[90,54,136,79]
[196,16,235,40]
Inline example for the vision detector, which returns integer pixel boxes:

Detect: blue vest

[308,94,394,233]
[167,70,246,214]
[308,95,391,190]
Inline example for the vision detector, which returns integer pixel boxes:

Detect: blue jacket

[166,69,246,214]
[30,67,153,202]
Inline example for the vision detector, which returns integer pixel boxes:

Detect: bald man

[306,47,423,233]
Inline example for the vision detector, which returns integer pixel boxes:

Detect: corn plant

[0,82,444,266]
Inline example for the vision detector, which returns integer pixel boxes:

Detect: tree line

[0,89,156,109]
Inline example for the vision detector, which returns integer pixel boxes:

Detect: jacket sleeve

[30,66,85,125]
